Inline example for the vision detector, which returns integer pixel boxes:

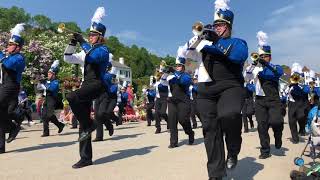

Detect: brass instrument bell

[290,73,301,84]
[57,23,79,35]
[250,52,259,61]
[192,21,204,36]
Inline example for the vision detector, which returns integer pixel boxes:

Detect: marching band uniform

[245,31,284,159]
[167,53,194,148]
[0,24,26,153]
[154,72,169,133]
[189,76,201,129]
[64,7,109,168]
[242,82,255,133]
[286,63,306,143]
[93,63,117,141]
[41,60,65,137]
[183,1,248,178]
[144,88,156,126]
[118,87,128,124]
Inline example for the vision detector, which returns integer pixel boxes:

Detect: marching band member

[183,0,248,178]
[285,63,306,143]
[242,81,255,133]
[154,62,169,134]
[64,7,109,168]
[93,63,117,142]
[245,31,284,159]
[167,47,194,148]
[189,73,201,129]
[118,86,128,124]
[41,60,65,137]
[0,24,26,153]
[279,83,288,117]
[143,85,156,126]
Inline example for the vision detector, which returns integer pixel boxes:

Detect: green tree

[32,15,52,29]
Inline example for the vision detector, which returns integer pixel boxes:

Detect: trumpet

[57,23,80,35]
[192,21,204,36]
[250,52,260,61]
[290,73,301,84]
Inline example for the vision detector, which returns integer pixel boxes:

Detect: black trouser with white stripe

[0,85,19,153]
[66,80,104,162]
[168,98,193,145]
[94,93,117,140]
[197,84,244,178]
[255,96,284,155]
[288,100,306,142]
[155,98,168,130]
[42,96,64,136]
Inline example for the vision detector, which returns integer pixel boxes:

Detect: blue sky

[0,0,319,71]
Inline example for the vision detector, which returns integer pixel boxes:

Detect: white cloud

[264,0,320,71]
[270,5,294,16]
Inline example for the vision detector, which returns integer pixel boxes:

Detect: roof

[111,61,130,69]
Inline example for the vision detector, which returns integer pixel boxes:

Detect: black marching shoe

[72,159,93,169]
[7,125,21,143]
[188,131,195,145]
[41,134,49,137]
[226,156,238,169]
[58,124,65,134]
[259,153,271,159]
[168,144,178,149]
[108,125,114,136]
[244,129,249,133]
[155,128,161,134]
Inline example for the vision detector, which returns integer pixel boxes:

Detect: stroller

[291,105,320,179]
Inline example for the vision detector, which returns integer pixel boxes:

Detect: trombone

[57,23,80,35]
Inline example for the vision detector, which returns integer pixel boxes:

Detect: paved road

[0,117,309,180]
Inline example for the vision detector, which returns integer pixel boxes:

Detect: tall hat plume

[49,60,60,74]
[90,7,107,36]
[214,0,234,26]
[9,23,25,46]
[175,46,186,65]
[291,62,303,75]
[256,31,271,55]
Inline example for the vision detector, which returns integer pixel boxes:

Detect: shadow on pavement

[94,145,158,165]
[270,145,289,156]
[108,133,145,141]
[226,157,264,180]
[8,141,77,153]
[178,137,204,146]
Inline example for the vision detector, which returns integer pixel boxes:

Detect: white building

[111,57,132,86]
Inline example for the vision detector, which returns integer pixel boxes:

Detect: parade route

[0,117,309,180]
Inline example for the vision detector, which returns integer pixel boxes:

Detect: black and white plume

[291,62,303,75]
[91,7,106,24]
[49,60,60,73]
[214,0,230,11]
[10,23,25,37]
[256,31,268,47]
